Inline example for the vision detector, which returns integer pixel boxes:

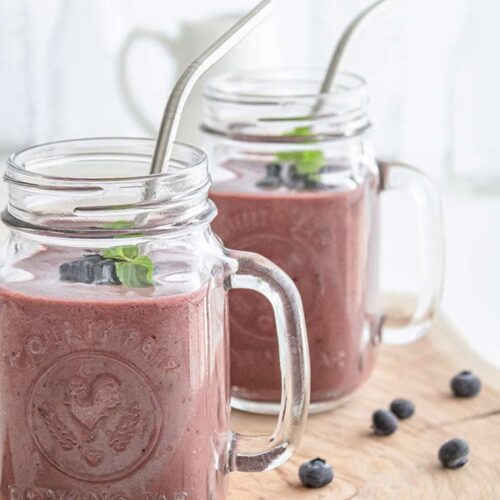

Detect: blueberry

[372,409,398,435]
[284,165,327,189]
[390,398,415,419]
[256,176,282,189]
[59,261,78,282]
[438,438,469,469]
[299,458,334,488]
[93,258,121,285]
[266,162,282,178]
[284,165,306,189]
[60,257,97,284]
[256,163,283,189]
[304,176,322,189]
[60,255,120,285]
[451,371,481,398]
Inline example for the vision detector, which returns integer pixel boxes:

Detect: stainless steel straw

[149,0,273,175]
[316,0,392,109]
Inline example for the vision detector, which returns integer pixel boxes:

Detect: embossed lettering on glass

[203,70,444,414]
[0,139,309,499]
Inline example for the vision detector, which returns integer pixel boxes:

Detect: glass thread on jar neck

[202,69,371,143]
[2,138,216,240]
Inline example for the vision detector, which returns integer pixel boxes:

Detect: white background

[0,0,499,367]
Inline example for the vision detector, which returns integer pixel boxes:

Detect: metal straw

[316,0,392,106]
[149,0,273,175]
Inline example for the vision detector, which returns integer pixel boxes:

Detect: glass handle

[379,160,445,344]
[225,249,310,473]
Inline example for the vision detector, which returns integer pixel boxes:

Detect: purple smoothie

[0,249,229,499]
[211,163,381,404]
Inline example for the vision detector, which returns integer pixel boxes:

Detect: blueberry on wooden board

[372,409,398,435]
[451,371,481,398]
[390,398,415,419]
[439,438,470,469]
[299,458,334,488]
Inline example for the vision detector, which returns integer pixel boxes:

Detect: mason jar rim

[202,69,370,143]
[204,69,367,103]
[3,138,215,239]
[6,137,207,186]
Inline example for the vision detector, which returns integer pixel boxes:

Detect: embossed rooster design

[106,401,141,452]
[64,374,122,441]
[38,402,78,450]
[37,372,143,469]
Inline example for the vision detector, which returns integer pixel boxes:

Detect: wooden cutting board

[228,310,500,499]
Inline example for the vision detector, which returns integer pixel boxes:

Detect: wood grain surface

[228,312,500,499]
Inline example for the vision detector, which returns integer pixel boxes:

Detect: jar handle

[225,249,310,472]
[379,160,445,343]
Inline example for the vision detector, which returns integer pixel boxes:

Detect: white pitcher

[118,13,282,146]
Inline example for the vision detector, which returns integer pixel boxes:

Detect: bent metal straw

[150,0,273,175]
[315,0,392,113]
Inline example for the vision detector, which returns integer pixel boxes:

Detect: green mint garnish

[102,220,135,230]
[276,126,326,176]
[102,245,154,288]
[114,257,154,288]
[102,245,139,261]
[101,220,145,240]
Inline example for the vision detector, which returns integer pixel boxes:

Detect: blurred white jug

[118,13,282,146]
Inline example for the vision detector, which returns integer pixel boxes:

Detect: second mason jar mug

[203,70,444,414]
[0,138,309,499]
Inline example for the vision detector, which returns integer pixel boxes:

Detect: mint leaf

[276,126,326,176]
[277,150,326,175]
[102,245,139,261]
[100,245,154,288]
[100,220,145,239]
[102,220,135,230]
[286,126,313,137]
[115,256,154,288]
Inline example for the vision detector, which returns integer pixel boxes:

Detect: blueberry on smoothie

[256,163,283,189]
[60,255,120,285]
[438,438,470,469]
[303,175,324,189]
[451,371,482,398]
[277,164,301,189]
[390,398,415,419]
[299,458,334,488]
[372,409,398,435]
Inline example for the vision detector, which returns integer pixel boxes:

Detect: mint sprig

[102,220,135,230]
[102,245,154,288]
[276,126,326,176]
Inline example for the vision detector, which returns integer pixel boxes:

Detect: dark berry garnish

[266,162,282,177]
[60,255,120,285]
[283,164,327,189]
[256,176,282,189]
[299,458,334,488]
[372,409,398,436]
[438,438,469,469]
[284,164,305,189]
[287,164,302,183]
[304,175,323,189]
[390,398,415,419]
[256,163,283,189]
[451,371,481,398]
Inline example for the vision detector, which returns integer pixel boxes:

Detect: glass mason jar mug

[0,139,309,499]
[203,70,444,414]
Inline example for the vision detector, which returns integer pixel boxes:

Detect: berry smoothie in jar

[204,70,443,414]
[0,138,309,498]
